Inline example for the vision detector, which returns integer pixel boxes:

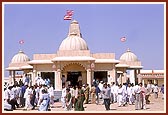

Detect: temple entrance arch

[62,63,86,87]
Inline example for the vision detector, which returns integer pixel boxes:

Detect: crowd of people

[4,74,54,111]
[60,80,164,111]
[3,74,164,111]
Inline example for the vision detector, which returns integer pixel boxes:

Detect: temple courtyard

[6,92,165,113]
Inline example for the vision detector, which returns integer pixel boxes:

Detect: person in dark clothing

[75,86,85,111]
[19,79,23,86]
[30,86,36,110]
[95,85,101,105]
[160,84,164,99]
[20,85,28,107]
[8,86,19,110]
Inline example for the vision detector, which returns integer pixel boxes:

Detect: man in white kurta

[122,83,127,106]
[98,81,104,99]
[61,85,66,108]
[38,85,45,106]
[35,74,42,86]
[117,84,123,107]
[134,84,142,110]
[48,84,54,107]
[139,83,147,110]
[127,83,133,105]
[110,82,115,103]
[24,87,33,110]
[4,88,12,110]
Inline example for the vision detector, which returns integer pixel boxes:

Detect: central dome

[59,34,89,50]
[59,20,89,51]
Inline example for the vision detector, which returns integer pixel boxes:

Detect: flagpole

[72,10,74,21]
[19,40,24,51]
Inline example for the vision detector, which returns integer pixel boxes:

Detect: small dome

[59,35,89,50]
[120,48,138,61]
[11,50,30,63]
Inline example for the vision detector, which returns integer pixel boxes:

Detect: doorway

[41,72,55,88]
[94,71,107,83]
[67,71,81,87]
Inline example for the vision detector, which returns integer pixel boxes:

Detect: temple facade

[6,20,144,90]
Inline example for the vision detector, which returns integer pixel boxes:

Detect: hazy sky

[3,3,165,77]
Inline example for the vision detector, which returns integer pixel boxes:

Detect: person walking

[134,84,141,110]
[102,83,111,110]
[117,84,123,107]
[122,83,127,106]
[139,83,147,110]
[146,81,153,104]
[110,82,115,104]
[48,84,54,108]
[74,85,85,111]
[38,89,50,111]
[30,86,36,110]
[90,84,96,104]
[160,84,164,100]
[65,88,72,111]
[127,83,133,105]
[95,84,101,105]
[61,85,66,108]
[153,84,159,99]
[84,84,90,104]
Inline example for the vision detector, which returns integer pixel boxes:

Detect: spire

[68,20,81,37]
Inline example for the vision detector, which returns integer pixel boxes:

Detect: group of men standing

[60,80,158,111]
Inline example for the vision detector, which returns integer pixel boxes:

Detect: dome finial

[71,20,78,24]
[19,49,24,53]
[68,20,81,37]
[127,48,131,52]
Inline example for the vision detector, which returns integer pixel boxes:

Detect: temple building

[138,70,164,87]
[6,20,146,90]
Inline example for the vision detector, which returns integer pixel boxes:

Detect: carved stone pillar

[13,70,16,85]
[122,72,127,84]
[142,79,145,86]
[55,69,62,91]
[87,69,91,86]
[111,64,116,83]
[137,74,142,84]
[134,69,138,85]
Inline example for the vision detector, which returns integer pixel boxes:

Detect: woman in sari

[38,89,50,111]
[74,85,85,111]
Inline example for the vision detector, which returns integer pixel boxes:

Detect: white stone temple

[6,20,143,90]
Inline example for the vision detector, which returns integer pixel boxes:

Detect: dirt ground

[4,92,165,113]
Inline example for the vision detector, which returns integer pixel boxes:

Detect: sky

[3,3,165,77]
